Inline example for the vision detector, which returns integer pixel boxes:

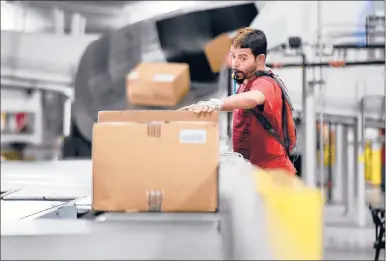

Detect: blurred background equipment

[0,1,385,260]
[69,2,258,157]
[155,3,257,82]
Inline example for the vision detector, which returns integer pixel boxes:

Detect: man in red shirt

[180,28,296,174]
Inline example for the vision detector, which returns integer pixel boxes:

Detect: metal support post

[346,126,355,215]
[326,123,334,203]
[341,125,349,209]
[355,100,367,227]
[333,124,345,204]
[302,52,317,187]
[53,9,65,35]
[79,15,87,35]
[70,13,82,36]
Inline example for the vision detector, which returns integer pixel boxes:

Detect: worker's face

[230,47,265,84]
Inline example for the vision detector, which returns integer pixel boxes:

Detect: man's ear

[256,54,266,63]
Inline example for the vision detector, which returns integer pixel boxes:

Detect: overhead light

[1,1,7,4]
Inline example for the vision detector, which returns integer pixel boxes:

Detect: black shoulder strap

[250,70,291,155]
[255,70,294,110]
[249,108,290,155]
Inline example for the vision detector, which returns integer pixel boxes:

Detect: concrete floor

[324,249,384,260]
[322,188,384,260]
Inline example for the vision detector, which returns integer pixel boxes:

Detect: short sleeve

[250,78,276,114]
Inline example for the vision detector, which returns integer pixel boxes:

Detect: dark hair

[232,27,267,57]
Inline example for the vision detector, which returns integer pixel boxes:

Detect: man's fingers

[202,106,210,112]
[194,105,208,113]
[194,105,213,114]
[178,103,215,114]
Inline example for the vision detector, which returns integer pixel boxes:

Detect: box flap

[204,33,232,73]
[98,110,218,123]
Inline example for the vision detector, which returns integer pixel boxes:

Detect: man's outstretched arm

[179,84,268,113]
[178,90,266,113]
[178,79,275,113]
[219,90,265,111]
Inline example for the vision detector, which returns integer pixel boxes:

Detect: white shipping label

[180,129,207,144]
[153,74,175,82]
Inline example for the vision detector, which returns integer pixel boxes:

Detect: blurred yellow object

[370,149,382,185]
[0,151,35,161]
[1,113,5,131]
[255,169,323,260]
[364,141,371,180]
[364,141,382,185]
[1,151,22,160]
[316,143,335,167]
[316,122,335,167]
[323,142,335,166]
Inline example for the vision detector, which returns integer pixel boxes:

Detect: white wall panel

[1,31,99,83]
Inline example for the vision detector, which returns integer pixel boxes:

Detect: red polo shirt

[232,76,296,174]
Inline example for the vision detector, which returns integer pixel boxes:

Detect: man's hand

[178,102,215,113]
[178,100,223,114]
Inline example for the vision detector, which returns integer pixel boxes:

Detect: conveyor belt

[1,154,273,260]
[2,217,224,260]
[1,201,68,221]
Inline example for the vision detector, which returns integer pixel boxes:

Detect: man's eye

[241,58,246,61]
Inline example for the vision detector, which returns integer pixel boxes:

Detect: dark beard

[232,70,244,84]
[232,65,257,84]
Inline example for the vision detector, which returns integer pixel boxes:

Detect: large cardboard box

[92,110,219,212]
[204,33,233,73]
[126,63,190,107]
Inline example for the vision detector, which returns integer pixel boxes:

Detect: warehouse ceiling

[9,1,263,34]
[10,1,136,33]
[16,1,131,16]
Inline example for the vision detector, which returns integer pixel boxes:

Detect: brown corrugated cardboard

[126,63,190,107]
[204,33,232,73]
[92,110,219,213]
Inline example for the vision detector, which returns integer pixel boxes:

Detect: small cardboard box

[92,110,219,212]
[126,62,190,107]
[204,33,233,73]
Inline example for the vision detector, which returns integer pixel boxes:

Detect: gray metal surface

[1,155,273,260]
[220,155,272,260]
[1,219,223,260]
[355,102,367,227]
[1,160,92,222]
[1,200,68,221]
[346,127,356,216]
[302,79,317,187]
[333,124,346,204]
[2,188,89,201]
[1,160,92,192]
